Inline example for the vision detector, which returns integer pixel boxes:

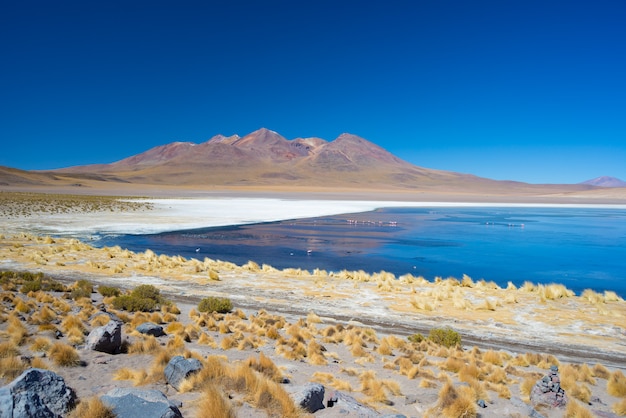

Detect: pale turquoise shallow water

[95,206,626,297]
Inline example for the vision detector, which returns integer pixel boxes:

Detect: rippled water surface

[95,206,626,296]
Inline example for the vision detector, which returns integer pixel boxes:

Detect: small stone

[136,322,165,337]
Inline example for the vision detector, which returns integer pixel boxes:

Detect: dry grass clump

[275,336,307,361]
[608,370,626,397]
[482,349,504,366]
[537,283,574,300]
[194,384,236,418]
[356,369,403,406]
[28,305,57,324]
[458,363,480,383]
[612,398,626,416]
[564,400,595,418]
[0,341,20,358]
[592,363,611,379]
[182,357,301,417]
[61,314,87,335]
[306,340,327,366]
[0,356,27,380]
[30,337,52,353]
[113,367,149,386]
[128,335,162,354]
[441,356,465,373]
[428,381,477,418]
[244,352,283,382]
[48,342,81,367]
[69,396,116,418]
[6,315,29,345]
[520,376,537,400]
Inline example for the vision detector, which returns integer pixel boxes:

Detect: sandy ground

[1,193,626,417]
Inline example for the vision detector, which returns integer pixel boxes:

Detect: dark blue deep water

[94,207,626,297]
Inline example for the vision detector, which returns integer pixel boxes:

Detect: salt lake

[94,206,626,297]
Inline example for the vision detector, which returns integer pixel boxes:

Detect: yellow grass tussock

[0,356,27,380]
[612,398,626,416]
[68,396,116,418]
[608,370,626,397]
[61,314,86,334]
[194,385,236,418]
[48,342,81,367]
[482,349,504,366]
[432,381,477,418]
[7,315,29,345]
[565,400,595,418]
[128,335,161,354]
[0,341,20,359]
[90,314,110,327]
[592,363,611,379]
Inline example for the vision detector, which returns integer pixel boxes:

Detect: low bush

[69,279,93,300]
[428,327,462,348]
[110,284,164,312]
[97,285,121,297]
[112,295,157,312]
[198,296,233,314]
[20,279,42,293]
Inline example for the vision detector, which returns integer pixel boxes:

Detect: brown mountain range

[0,128,612,198]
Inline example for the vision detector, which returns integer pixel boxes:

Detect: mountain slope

[1,128,603,195]
[580,176,626,188]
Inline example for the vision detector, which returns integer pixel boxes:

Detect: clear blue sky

[1,1,625,184]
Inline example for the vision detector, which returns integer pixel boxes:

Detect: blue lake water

[94,206,626,297]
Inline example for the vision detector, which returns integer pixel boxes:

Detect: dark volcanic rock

[101,388,182,418]
[0,368,77,418]
[136,321,165,337]
[164,355,203,391]
[84,318,123,354]
[290,383,325,413]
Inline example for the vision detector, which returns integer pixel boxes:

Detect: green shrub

[70,288,92,300]
[198,296,233,314]
[6,270,63,293]
[41,279,65,292]
[74,279,93,293]
[110,284,163,312]
[111,295,157,312]
[69,279,94,300]
[408,333,425,344]
[428,327,461,348]
[131,285,162,302]
[21,280,42,294]
[98,286,121,297]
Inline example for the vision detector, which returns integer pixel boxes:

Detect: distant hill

[580,176,626,188]
[0,128,601,196]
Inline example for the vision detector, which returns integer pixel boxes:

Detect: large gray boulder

[0,368,77,418]
[101,388,182,418]
[84,319,122,354]
[290,383,325,413]
[164,355,203,391]
[136,322,165,337]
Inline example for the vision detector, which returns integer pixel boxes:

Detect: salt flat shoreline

[3,194,626,237]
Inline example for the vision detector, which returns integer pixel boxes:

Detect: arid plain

[2,129,626,417]
[1,186,626,418]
